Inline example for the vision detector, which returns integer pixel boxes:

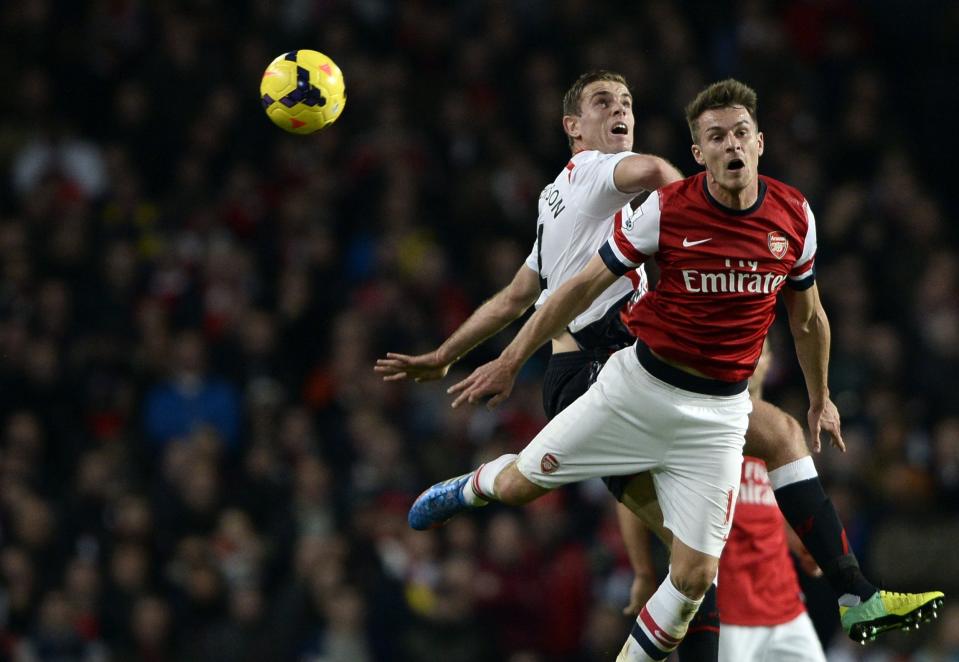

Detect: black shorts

[542,350,607,419]
[543,292,634,418]
[541,349,633,501]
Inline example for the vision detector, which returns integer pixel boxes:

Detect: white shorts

[719,612,825,662]
[515,345,751,557]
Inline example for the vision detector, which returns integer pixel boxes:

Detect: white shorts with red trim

[515,345,750,558]
[719,611,825,662]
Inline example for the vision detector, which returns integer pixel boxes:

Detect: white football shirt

[524,150,647,335]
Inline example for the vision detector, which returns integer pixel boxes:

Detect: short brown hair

[562,70,629,147]
[685,79,758,142]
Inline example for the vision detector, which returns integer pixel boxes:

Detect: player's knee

[765,414,808,469]
[745,402,809,470]
[783,414,807,454]
[670,559,717,600]
[493,464,547,505]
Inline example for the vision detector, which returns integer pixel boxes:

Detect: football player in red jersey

[719,455,825,660]
[386,77,943,660]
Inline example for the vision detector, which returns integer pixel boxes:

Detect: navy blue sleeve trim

[599,243,630,277]
[787,269,816,291]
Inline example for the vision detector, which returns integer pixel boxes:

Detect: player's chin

[721,170,750,188]
[609,135,632,152]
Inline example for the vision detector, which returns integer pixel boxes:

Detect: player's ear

[757,131,764,157]
[563,114,580,142]
[691,143,705,166]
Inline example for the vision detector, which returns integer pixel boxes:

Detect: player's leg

[616,473,669,541]
[745,399,877,604]
[617,474,720,662]
[406,451,544,530]
[618,539,718,662]
[560,348,723,657]
[571,348,721,660]
[485,348,605,504]
[408,346,662,529]
[617,362,750,661]
[405,453,524,530]
[745,399,944,642]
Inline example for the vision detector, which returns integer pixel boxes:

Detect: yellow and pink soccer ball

[260,49,346,134]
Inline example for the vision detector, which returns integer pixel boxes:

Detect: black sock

[677,583,718,662]
[774,477,877,602]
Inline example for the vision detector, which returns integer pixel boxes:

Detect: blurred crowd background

[0,1,957,661]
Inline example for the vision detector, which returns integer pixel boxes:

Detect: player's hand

[794,544,823,578]
[807,397,844,453]
[447,357,518,410]
[374,352,450,382]
[623,571,657,616]
[786,526,823,578]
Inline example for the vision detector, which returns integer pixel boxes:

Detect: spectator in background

[120,595,174,662]
[0,546,39,642]
[16,590,107,662]
[143,330,240,452]
[101,543,153,644]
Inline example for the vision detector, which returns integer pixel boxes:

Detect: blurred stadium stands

[0,1,957,660]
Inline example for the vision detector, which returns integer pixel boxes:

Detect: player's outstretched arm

[782,283,844,453]
[375,264,540,382]
[613,154,683,194]
[448,254,619,408]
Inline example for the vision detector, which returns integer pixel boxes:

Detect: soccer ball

[260,50,346,134]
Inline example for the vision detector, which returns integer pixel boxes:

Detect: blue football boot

[408,473,484,530]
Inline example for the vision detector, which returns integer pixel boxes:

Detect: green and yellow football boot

[840,590,945,644]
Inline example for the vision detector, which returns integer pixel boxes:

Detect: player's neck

[571,143,614,156]
[705,178,759,211]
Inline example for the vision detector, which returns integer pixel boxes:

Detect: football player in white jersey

[377,74,942,659]
[376,71,678,392]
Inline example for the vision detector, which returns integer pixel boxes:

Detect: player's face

[565,81,634,154]
[691,106,764,199]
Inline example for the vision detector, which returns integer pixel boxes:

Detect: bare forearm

[782,286,843,450]
[499,277,595,369]
[436,295,531,365]
[791,305,831,406]
[499,257,617,371]
[431,266,539,366]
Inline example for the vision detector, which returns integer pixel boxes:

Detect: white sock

[461,453,517,505]
[767,455,818,489]
[618,571,703,661]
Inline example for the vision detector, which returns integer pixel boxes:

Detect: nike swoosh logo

[682,237,712,247]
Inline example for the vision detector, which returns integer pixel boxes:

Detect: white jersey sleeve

[571,151,639,218]
[787,200,817,289]
[533,150,647,334]
[599,190,661,275]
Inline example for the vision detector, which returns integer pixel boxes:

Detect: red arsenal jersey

[718,456,806,626]
[599,172,816,381]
